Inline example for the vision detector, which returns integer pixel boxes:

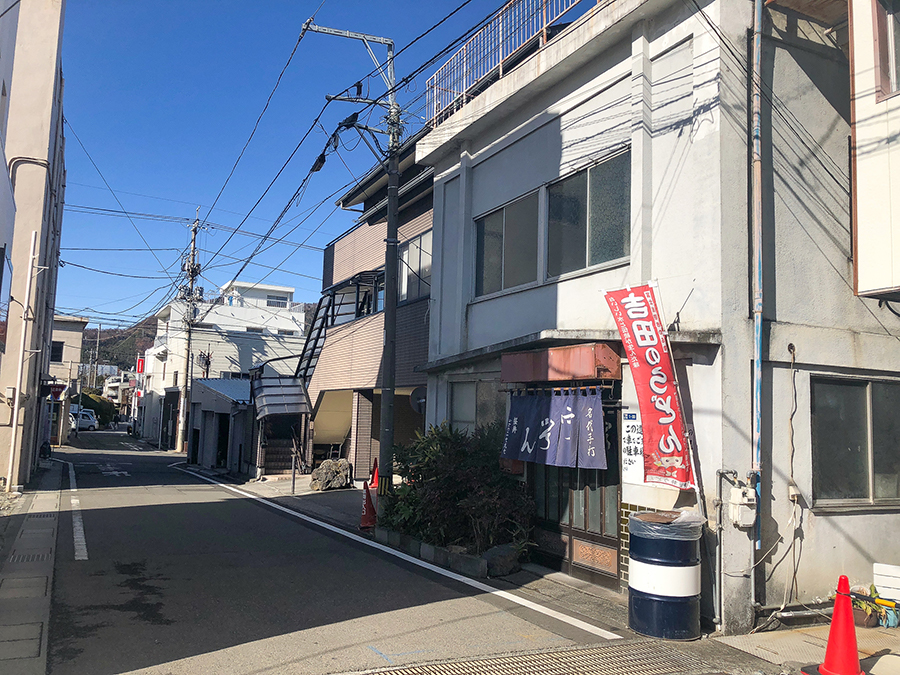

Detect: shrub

[381,421,534,554]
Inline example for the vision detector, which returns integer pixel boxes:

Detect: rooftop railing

[426,0,586,127]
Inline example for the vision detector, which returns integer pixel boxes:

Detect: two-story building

[416,0,900,635]
[299,134,433,480]
[139,281,306,449]
[47,315,88,444]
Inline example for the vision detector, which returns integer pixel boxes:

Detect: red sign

[134,390,143,398]
[604,284,695,490]
[49,384,66,401]
[136,357,145,374]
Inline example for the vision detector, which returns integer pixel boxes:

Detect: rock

[482,543,521,577]
[309,459,351,491]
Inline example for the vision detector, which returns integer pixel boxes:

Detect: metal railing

[426,0,584,126]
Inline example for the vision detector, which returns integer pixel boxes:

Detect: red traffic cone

[359,481,376,530]
[370,458,379,490]
[805,575,865,675]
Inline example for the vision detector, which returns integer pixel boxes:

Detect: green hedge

[380,422,534,554]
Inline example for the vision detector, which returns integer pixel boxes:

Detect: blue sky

[58,0,499,328]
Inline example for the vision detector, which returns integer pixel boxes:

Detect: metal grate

[352,642,708,675]
[28,513,55,519]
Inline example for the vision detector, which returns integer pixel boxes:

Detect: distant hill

[83,318,156,372]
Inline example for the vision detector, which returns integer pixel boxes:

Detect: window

[267,294,288,308]
[450,382,476,434]
[173,371,178,387]
[245,326,264,333]
[278,329,296,336]
[877,0,900,94]
[547,150,630,277]
[811,377,900,504]
[221,371,250,380]
[50,341,64,363]
[399,231,432,303]
[475,193,538,296]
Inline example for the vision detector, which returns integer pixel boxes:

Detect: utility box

[729,486,756,528]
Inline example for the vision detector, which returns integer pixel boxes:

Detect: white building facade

[139,281,306,449]
[418,0,900,635]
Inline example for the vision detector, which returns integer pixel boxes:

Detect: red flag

[603,284,695,490]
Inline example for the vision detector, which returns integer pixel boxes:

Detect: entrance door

[530,383,621,588]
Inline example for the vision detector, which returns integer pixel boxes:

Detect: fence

[426,0,585,126]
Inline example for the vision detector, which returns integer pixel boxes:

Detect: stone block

[449,550,488,578]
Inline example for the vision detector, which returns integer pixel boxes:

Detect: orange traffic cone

[359,480,376,530]
[804,575,865,675]
[370,458,379,491]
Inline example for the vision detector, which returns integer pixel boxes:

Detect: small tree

[382,421,534,554]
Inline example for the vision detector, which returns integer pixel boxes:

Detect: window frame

[810,375,900,510]
[875,0,900,100]
[266,294,289,308]
[545,147,631,280]
[470,147,631,304]
[398,230,432,304]
[473,190,541,299]
[50,340,64,363]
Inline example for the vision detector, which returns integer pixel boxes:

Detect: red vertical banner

[603,283,695,490]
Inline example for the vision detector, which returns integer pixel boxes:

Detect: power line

[59,260,175,280]
[63,117,179,284]
[200,1,326,228]
[61,247,184,252]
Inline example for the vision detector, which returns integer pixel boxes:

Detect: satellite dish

[410,386,427,415]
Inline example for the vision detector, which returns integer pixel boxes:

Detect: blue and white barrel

[627,511,703,640]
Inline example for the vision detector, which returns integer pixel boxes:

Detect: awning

[251,376,312,421]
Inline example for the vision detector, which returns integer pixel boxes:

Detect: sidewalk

[0,460,62,675]
[199,469,897,675]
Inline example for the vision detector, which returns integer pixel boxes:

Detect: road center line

[53,458,88,561]
[172,465,621,640]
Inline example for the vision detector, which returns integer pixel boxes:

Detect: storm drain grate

[8,553,50,563]
[27,513,55,519]
[357,641,708,675]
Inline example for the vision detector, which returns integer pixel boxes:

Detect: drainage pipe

[5,231,38,492]
[715,468,738,626]
[750,0,765,588]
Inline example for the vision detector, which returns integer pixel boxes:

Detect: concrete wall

[418,0,900,634]
[0,0,65,489]
[849,0,900,296]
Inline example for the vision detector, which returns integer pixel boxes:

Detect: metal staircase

[295,272,382,385]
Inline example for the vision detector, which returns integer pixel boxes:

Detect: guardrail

[426,0,584,126]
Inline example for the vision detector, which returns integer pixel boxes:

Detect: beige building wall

[48,315,87,386]
[851,0,900,296]
[0,0,66,490]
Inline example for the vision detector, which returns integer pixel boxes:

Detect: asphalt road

[49,432,610,675]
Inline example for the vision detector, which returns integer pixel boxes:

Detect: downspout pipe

[6,231,38,492]
[751,0,765,597]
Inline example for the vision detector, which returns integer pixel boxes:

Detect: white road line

[53,459,88,561]
[172,465,621,640]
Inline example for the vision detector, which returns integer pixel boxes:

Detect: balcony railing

[426,0,585,126]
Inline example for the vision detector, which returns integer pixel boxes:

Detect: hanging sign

[603,283,695,490]
[501,392,606,469]
[136,357,145,374]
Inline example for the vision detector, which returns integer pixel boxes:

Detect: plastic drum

[627,511,704,640]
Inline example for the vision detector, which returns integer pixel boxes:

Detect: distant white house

[138,281,306,449]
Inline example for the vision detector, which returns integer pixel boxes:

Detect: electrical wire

[59,260,174,280]
[199,0,326,229]
[63,117,178,283]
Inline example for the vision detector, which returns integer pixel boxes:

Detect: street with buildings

[0,0,898,673]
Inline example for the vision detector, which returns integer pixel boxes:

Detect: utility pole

[305,19,400,511]
[93,324,101,388]
[175,210,200,454]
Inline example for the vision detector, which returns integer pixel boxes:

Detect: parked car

[76,410,98,431]
[68,413,76,438]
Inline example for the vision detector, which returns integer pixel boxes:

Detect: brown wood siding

[308,312,384,403]
[399,205,433,241]
[331,221,388,285]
